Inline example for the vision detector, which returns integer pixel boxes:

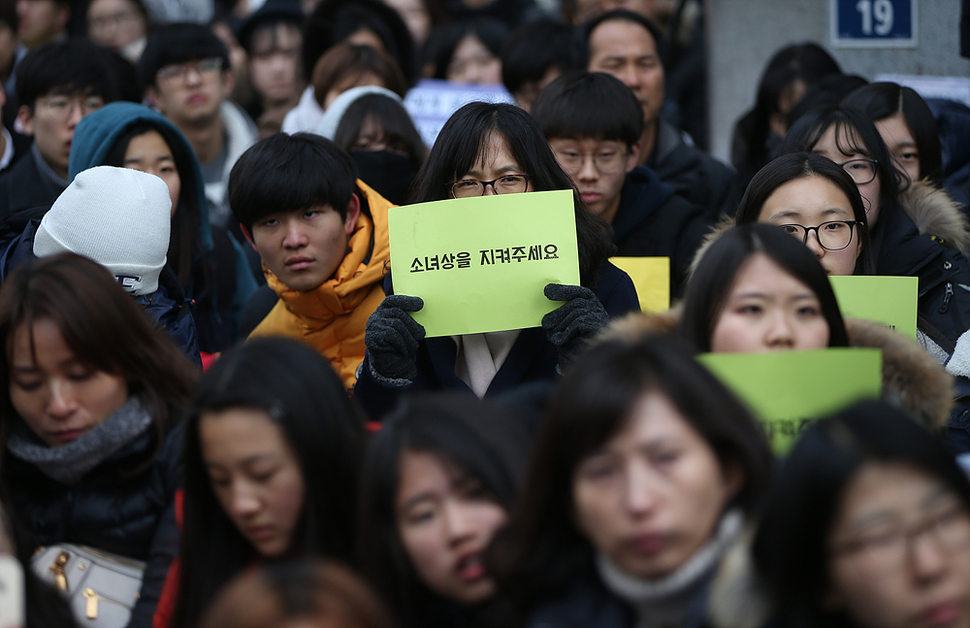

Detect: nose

[184,66,203,85]
[909,531,949,583]
[66,102,84,127]
[577,155,598,181]
[443,502,475,545]
[764,310,796,349]
[620,65,641,90]
[47,380,78,419]
[804,229,825,259]
[281,219,308,248]
[482,181,498,196]
[228,481,261,519]
[624,463,657,516]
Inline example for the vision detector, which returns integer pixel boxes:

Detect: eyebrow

[463,163,523,177]
[205,453,275,469]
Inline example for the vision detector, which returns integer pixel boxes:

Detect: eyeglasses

[839,158,878,185]
[554,148,628,175]
[831,502,970,575]
[37,95,105,122]
[450,174,531,198]
[87,10,139,33]
[156,57,224,83]
[778,220,859,251]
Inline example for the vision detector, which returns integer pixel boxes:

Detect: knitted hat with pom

[33,166,172,296]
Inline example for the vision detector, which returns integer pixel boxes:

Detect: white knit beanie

[33,166,172,296]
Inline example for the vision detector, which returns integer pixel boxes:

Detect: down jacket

[3,419,183,628]
[248,180,393,392]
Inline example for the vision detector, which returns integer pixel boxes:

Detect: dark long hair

[357,392,532,628]
[678,223,849,352]
[736,152,874,275]
[753,400,970,628]
[780,105,903,258]
[173,337,367,628]
[409,101,614,287]
[0,254,197,472]
[732,43,841,178]
[333,93,428,171]
[488,334,774,615]
[842,81,944,185]
[104,121,205,291]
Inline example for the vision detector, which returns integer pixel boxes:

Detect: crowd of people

[1,0,970,627]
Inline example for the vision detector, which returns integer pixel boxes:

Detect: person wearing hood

[68,101,259,354]
[0,166,203,364]
[531,71,712,298]
[315,85,426,206]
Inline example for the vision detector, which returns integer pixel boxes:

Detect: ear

[145,85,161,111]
[626,141,642,172]
[56,3,70,31]
[18,105,34,137]
[239,223,258,252]
[343,193,361,235]
[221,68,235,100]
[722,459,746,502]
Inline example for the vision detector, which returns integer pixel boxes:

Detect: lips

[245,526,276,543]
[52,428,86,443]
[285,255,313,270]
[455,551,487,582]
[921,600,962,626]
[580,192,601,204]
[629,533,665,556]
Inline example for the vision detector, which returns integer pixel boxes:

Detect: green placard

[829,275,918,339]
[698,348,882,455]
[610,257,668,312]
[388,190,580,337]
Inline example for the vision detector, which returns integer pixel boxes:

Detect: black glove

[542,283,609,367]
[364,294,426,387]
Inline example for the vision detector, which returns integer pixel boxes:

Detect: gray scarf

[7,397,152,485]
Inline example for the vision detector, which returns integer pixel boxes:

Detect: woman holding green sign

[354,102,639,419]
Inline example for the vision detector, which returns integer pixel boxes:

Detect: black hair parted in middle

[842,81,944,185]
[229,132,367,233]
[409,101,615,287]
[175,336,368,628]
[678,222,850,352]
[531,70,644,148]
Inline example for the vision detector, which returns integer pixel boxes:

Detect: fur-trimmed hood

[596,310,954,431]
[901,179,970,256]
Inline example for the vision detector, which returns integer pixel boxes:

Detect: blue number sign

[831,0,917,48]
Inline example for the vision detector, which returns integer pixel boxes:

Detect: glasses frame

[36,94,105,122]
[449,174,532,198]
[555,149,630,175]
[838,158,879,185]
[778,220,860,251]
[156,57,225,84]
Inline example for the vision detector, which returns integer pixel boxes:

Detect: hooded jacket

[248,180,392,391]
[68,102,258,352]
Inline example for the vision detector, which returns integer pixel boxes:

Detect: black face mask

[350,150,417,205]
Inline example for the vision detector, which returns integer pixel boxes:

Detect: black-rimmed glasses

[778,220,860,250]
[839,158,878,185]
[450,175,531,198]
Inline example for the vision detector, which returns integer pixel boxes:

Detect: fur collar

[595,312,953,432]
[900,180,970,256]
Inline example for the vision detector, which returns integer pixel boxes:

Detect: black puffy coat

[3,419,184,628]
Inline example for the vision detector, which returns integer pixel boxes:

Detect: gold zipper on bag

[50,551,69,590]
[84,588,98,619]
